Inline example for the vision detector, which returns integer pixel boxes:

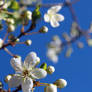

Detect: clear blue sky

[0,0,92,92]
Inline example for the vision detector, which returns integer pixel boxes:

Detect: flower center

[22,70,29,77]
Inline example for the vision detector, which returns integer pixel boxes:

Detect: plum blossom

[8,52,47,92]
[47,35,62,63]
[44,5,64,28]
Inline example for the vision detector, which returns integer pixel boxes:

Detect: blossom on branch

[8,52,47,92]
[47,35,62,63]
[44,5,64,28]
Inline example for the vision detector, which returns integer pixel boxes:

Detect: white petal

[31,68,47,79]
[54,14,64,22]
[50,17,60,28]
[8,74,22,88]
[10,57,23,72]
[48,5,62,14]
[24,52,37,69]
[44,14,50,22]
[22,78,33,92]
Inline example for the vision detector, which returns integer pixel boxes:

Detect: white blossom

[47,35,62,63]
[0,38,3,48]
[8,52,47,92]
[44,5,64,28]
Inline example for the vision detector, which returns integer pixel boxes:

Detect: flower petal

[50,17,60,28]
[10,57,23,72]
[22,78,33,92]
[24,52,38,69]
[44,14,50,22]
[54,14,64,22]
[30,68,47,79]
[8,74,22,88]
[48,5,62,14]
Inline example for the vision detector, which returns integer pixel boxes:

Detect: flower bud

[26,11,32,20]
[15,38,20,42]
[54,79,67,88]
[47,66,55,74]
[25,40,32,46]
[0,81,3,89]
[0,38,3,48]
[8,24,15,32]
[6,18,15,24]
[5,75,13,83]
[44,84,57,92]
[39,26,48,33]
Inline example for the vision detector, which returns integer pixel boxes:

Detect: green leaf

[10,1,20,10]
[40,63,47,70]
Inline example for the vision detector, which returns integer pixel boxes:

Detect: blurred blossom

[70,22,79,37]
[65,47,73,58]
[77,42,84,49]
[89,22,92,33]
[20,0,41,5]
[47,35,62,63]
[44,5,64,28]
[87,39,92,46]
[62,32,71,41]
[8,52,47,92]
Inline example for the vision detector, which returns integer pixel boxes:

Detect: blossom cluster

[4,51,67,92]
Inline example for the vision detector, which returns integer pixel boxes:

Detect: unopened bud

[8,25,15,32]
[15,38,20,42]
[0,81,3,89]
[26,11,32,20]
[5,75,13,83]
[44,84,57,92]
[25,40,32,46]
[47,66,55,74]
[39,26,48,33]
[0,38,3,48]
[6,18,15,24]
[54,79,67,88]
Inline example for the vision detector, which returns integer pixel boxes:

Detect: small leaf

[40,63,47,70]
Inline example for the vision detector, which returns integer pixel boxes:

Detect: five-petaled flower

[44,5,64,28]
[8,52,47,92]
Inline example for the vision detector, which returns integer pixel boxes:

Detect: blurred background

[0,0,92,92]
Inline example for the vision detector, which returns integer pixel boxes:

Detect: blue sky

[0,0,92,92]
